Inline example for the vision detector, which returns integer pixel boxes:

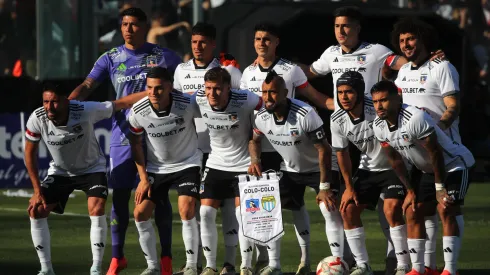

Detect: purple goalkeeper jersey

[87,42,181,147]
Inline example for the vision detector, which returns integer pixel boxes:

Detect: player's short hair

[333,6,362,23]
[42,82,67,97]
[254,22,280,38]
[391,17,438,54]
[192,22,216,39]
[146,67,173,82]
[120,7,147,23]
[204,67,231,85]
[370,80,399,96]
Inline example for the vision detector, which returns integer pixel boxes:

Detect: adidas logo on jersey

[251,76,256,81]
[333,57,339,62]
[203,113,208,118]
[48,131,55,136]
[148,123,155,128]
[268,130,274,135]
[402,76,406,81]
[185,74,191,79]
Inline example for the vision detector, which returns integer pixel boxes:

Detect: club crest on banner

[261,196,276,212]
[246,199,260,213]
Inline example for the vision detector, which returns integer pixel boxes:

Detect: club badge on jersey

[238,172,284,245]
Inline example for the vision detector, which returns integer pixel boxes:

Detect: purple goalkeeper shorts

[109,146,139,189]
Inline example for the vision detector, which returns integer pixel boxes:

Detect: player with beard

[25,83,145,275]
[173,22,243,275]
[249,71,334,275]
[391,18,463,274]
[371,81,474,275]
[69,8,181,275]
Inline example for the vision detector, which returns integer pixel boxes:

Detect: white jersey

[173,58,242,153]
[311,42,393,109]
[253,99,326,173]
[373,104,474,173]
[25,101,113,176]
[128,91,202,174]
[241,57,308,153]
[192,89,262,172]
[395,58,461,143]
[330,98,391,171]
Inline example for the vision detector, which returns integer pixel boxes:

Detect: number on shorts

[201,168,209,182]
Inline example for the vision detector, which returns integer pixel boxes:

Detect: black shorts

[147,166,201,203]
[200,167,244,200]
[417,169,472,205]
[261,151,283,172]
[280,170,340,210]
[353,169,406,210]
[41,172,108,214]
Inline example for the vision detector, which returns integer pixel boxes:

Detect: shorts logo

[148,176,155,185]
[357,55,367,64]
[261,196,276,212]
[199,183,204,194]
[420,75,427,84]
[245,199,260,213]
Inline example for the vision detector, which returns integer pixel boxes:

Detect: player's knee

[178,198,196,220]
[29,205,50,219]
[405,203,424,224]
[88,198,106,216]
[437,203,458,219]
[341,203,361,227]
[133,206,151,222]
[383,199,402,221]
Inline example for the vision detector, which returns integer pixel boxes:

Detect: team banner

[0,113,112,188]
[238,172,284,245]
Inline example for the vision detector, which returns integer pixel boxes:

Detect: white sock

[407,239,425,273]
[222,199,238,267]
[424,215,438,270]
[377,201,396,259]
[292,206,310,264]
[319,203,344,257]
[345,227,369,265]
[182,218,199,268]
[236,207,253,268]
[267,239,281,269]
[30,218,53,272]
[200,205,218,269]
[389,225,410,268]
[196,200,203,267]
[135,220,158,270]
[256,244,269,262]
[443,236,460,274]
[90,215,107,269]
[455,215,464,239]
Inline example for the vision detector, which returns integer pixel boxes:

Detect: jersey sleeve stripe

[134,102,151,114]
[257,108,267,116]
[375,118,383,126]
[133,100,150,111]
[296,81,308,89]
[35,110,46,117]
[129,126,144,135]
[173,98,191,104]
[26,129,41,141]
[290,105,307,117]
[331,110,346,122]
[255,98,263,111]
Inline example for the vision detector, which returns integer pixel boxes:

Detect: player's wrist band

[319,182,331,190]
[435,183,445,191]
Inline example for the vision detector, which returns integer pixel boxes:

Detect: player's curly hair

[192,22,216,40]
[204,67,231,85]
[391,17,438,55]
[120,7,147,23]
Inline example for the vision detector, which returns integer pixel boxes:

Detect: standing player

[371,81,474,275]
[248,71,334,275]
[68,8,182,275]
[192,67,262,275]
[240,22,334,275]
[331,72,411,275]
[128,68,201,275]
[173,22,243,275]
[25,84,146,275]
[391,19,462,274]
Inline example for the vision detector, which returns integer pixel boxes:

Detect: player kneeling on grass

[371,81,475,275]
[248,71,335,275]
[129,67,202,275]
[331,71,411,275]
[25,83,146,275]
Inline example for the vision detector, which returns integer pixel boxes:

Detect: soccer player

[68,8,182,275]
[248,71,334,275]
[128,67,201,275]
[173,22,243,275]
[331,72,411,275]
[25,83,146,275]
[371,81,475,275]
[192,67,262,275]
[391,18,462,274]
[240,22,334,275]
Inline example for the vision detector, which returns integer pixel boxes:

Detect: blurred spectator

[147,12,192,61]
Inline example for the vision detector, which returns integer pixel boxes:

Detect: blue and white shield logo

[261,196,276,212]
[246,199,260,213]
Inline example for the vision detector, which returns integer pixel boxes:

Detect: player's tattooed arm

[129,133,151,204]
[25,140,47,211]
[297,85,335,111]
[337,147,359,212]
[420,132,453,207]
[314,139,333,184]
[248,131,263,177]
[438,94,460,130]
[68,78,101,101]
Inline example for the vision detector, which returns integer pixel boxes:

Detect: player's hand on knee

[402,189,417,214]
[248,163,262,177]
[135,180,151,205]
[435,188,453,209]
[317,190,336,212]
[340,188,358,213]
[27,191,46,216]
